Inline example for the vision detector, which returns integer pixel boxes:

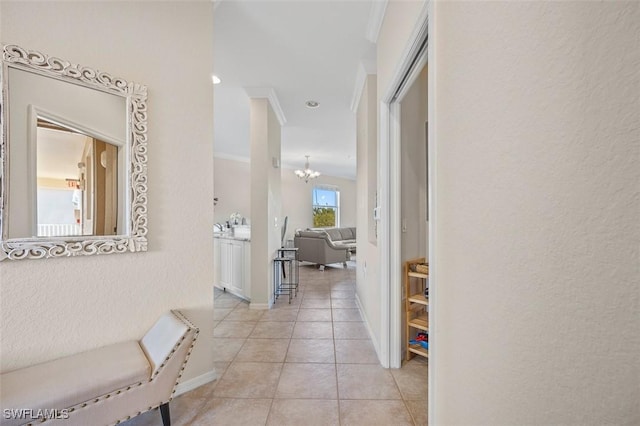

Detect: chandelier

[294,155,321,183]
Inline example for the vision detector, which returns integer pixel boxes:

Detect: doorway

[378,0,431,420]
[399,64,428,364]
[379,9,428,368]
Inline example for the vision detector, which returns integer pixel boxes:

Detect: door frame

[378,0,433,420]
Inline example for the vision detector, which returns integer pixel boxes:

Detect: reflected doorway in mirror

[35,118,120,237]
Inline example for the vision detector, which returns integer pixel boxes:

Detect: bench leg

[160,403,171,426]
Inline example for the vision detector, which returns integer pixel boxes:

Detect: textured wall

[213,157,252,225]
[432,1,639,423]
[267,105,282,298]
[377,0,426,101]
[249,99,281,307]
[0,2,215,383]
[356,75,381,354]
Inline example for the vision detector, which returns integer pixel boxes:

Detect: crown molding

[214,154,356,181]
[244,87,287,126]
[213,152,251,163]
[280,162,356,182]
[365,0,388,43]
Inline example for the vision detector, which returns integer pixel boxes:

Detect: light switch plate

[373,206,381,221]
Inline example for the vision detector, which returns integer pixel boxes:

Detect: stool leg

[160,403,171,426]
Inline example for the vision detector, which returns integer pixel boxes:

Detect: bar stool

[273,247,299,303]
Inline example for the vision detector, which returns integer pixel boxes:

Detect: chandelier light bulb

[294,155,320,183]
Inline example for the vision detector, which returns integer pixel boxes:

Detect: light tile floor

[125,261,428,425]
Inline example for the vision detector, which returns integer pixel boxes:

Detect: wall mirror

[0,44,148,260]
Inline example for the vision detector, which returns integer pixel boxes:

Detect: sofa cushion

[338,228,355,240]
[297,230,326,239]
[325,229,343,241]
[333,240,356,249]
[1,341,151,412]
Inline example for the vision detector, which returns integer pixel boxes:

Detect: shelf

[405,258,428,362]
[408,294,429,306]
[408,343,429,358]
[408,314,429,331]
[408,271,428,279]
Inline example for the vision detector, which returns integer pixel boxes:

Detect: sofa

[0,310,198,426]
[294,227,356,269]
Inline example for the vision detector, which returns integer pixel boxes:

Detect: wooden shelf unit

[408,342,429,358]
[404,258,429,361]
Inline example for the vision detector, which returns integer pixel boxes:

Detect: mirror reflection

[36,119,119,237]
[6,66,127,239]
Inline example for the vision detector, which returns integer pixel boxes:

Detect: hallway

[129,261,427,425]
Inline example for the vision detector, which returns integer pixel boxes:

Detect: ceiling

[37,128,87,180]
[213,0,377,180]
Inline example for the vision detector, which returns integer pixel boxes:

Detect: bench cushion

[140,311,191,374]
[1,341,151,412]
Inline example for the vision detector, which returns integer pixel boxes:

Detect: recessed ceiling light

[212,75,221,85]
[305,100,319,108]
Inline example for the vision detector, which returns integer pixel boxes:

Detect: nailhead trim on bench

[24,311,200,426]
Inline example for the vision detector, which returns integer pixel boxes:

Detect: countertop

[214,232,250,242]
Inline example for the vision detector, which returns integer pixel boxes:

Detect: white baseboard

[215,285,249,302]
[355,293,382,364]
[174,370,217,396]
[249,302,270,310]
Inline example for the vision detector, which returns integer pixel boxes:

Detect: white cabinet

[220,240,241,292]
[214,238,221,288]
[214,237,251,300]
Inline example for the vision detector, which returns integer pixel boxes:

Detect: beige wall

[0,2,215,385]
[249,99,281,307]
[213,156,357,241]
[377,0,426,101]
[355,74,381,353]
[213,156,251,225]
[432,1,639,424]
[267,106,282,277]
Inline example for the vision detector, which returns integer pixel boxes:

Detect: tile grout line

[266,315,296,425]
[391,369,418,425]
[331,287,344,426]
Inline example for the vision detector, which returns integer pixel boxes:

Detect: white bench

[0,310,198,426]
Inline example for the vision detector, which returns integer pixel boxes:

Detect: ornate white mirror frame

[0,44,148,260]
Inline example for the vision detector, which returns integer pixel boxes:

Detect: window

[312,186,340,227]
